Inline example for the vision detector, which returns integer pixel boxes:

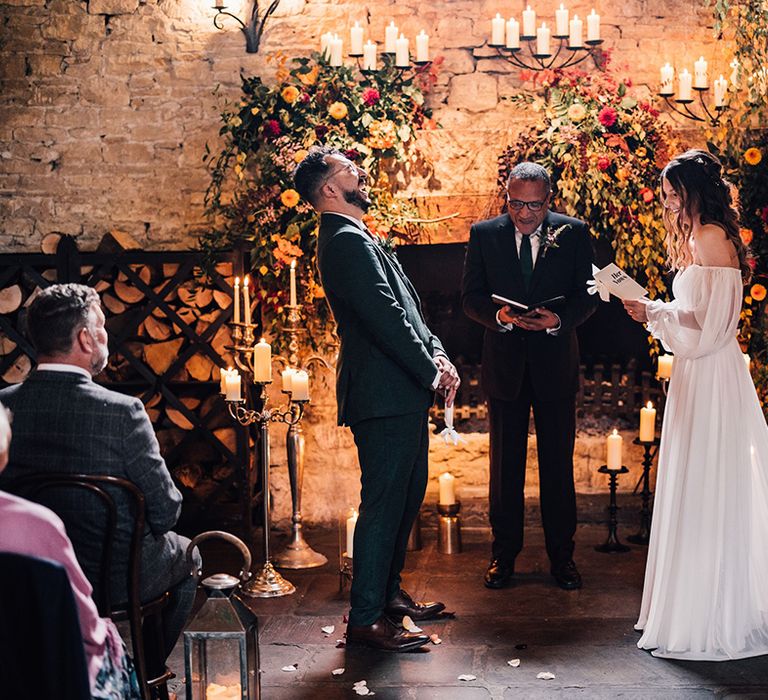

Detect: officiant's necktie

[519,233,533,290]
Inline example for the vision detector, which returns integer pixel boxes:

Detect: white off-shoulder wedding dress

[636,264,768,660]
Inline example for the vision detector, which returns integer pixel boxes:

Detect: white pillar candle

[639,401,656,442]
[224,369,242,402]
[320,31,333,58]
[536,22,551,55]
[243,275,251,326]
[491,13,505,45]
[744,353,752,371]
[346,510,357,558]
[233,277,240,324]
[714,74,728,106]
[694,55,708,88]
[395,34,409,67]
[281,367,296,393]
[384,20,398,53]
[214,0,225,8]
[415,30,429,62]
[657,354,674,379]
[522,5,536,36]
[506,18,520,49]
[253,337,272,383]
[586,9,600,41]
[659,63,674,95]
[219,366,230,394]
[678,69,693,100]
[569,14,583,47]
[330,35,343,66]
[363,40,377,70]
[555,3,569,36]
[291,369,309,400]
[289,259,297,306]
[350,21,364,55]
[730,58,740,87]
[438,472,456,505]
[606,429,623,470]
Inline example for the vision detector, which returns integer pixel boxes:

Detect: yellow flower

[281,86,300,104]
[259,265,269,276]
[567,102,587,122]
[280,189,300,208]
[328,101,348,120]
[751,284,767,301]
[744,147,762,166]
[251,107,260,116]
[298,65,319,86]
[293,149,309,163]
[635,146,647,158]
[230,116,242,127]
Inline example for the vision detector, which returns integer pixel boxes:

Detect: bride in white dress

[623,149,768,661]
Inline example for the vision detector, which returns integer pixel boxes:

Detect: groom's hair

[507,162,551,192]
[293,146,342,208]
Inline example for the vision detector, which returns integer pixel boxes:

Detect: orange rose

[744,148,762,166]
[740,228,754,246]
[328,101,348,120]
[751,284,767,301]
[280,189,300,208]
[281,86,300,104]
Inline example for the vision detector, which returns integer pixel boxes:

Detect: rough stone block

[448,72,499,112]
[88,0,139,15]
[26,54,64,77]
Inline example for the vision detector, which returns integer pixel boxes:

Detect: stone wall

[1,0,719,251]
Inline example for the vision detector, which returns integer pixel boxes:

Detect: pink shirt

[0,490,116,688]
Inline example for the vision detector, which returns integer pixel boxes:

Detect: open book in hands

[588,263,648,302]
[491,293,566,315]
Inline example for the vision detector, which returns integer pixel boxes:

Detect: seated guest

[0,402,141,698]
[0,283,200,660]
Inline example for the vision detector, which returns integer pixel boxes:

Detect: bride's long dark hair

[660,149,750,283]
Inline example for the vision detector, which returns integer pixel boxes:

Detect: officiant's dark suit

[295,147,459,652]
[462,163,596,590]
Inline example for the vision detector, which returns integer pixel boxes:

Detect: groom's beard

[343,186,372,212]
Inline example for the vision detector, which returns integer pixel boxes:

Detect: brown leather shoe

[385,589,446,621]
[346,615,431,652]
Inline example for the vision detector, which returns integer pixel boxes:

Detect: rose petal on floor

[458,674,477,681]
[321,625,335,635]
[507,659,521,667]
[401,615,422,633]
[281,664,298,672]
[331,668,345,676]
[537,671,556,680]
[429,633,442,645]
[353,680,374,696]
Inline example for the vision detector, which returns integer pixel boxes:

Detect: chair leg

[142,612,171,698]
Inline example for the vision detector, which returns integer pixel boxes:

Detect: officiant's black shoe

[551,560,582,590]
[346,615,431,652]
[385,589,446,621]
[484,559,514,589]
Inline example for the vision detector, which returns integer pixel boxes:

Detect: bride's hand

[623,299,649,323]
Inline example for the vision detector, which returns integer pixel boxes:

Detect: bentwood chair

[14,473,174,700]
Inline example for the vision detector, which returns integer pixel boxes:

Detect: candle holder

[627,437,660,546]
[437,502,462,554]
[338,506,356,593]
[594,465,630,554]
[225,321,303,597]
[658,87,728,125]
[272,302,333,570]
[488,36,604,72]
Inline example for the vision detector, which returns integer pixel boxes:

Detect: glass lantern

[338,506,357,591]
[183,532,260,700]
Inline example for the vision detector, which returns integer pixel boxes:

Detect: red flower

[597,156,611,171]
[264,119,281,137]
[639,101,661,117]
[598,106,618,127]
[640,187,654,203]
[314,124,329,138]
[362,87,380,106]
[344,148,360,161]
[299,92,311,104]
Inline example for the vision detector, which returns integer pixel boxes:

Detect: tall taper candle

[289,259,297,306]
[233,277,240,324]
[346,510,357,557]
[243,275,251,326]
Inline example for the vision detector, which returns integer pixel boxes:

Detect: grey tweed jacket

[0,369,185,603]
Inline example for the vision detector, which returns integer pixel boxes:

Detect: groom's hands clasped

[435,355,461,407]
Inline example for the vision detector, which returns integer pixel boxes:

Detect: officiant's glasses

[506,195,547,212]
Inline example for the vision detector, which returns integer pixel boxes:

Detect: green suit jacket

[317,213,446,427]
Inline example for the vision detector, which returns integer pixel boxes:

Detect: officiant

[461,162,597,591]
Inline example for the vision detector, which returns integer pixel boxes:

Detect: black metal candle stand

[595,465,630,554]
[626,437,660,545]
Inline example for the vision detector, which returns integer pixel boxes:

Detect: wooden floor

[167,525,768,699]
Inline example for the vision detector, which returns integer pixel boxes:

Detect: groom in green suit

[295,147,460,652]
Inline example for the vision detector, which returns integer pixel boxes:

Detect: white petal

[331,668,345,676]
[281,664,298,672]
[429,633,442,645]
[321,625,335,635]
[507,658,521,667]
[537,671,556,680]
[458,674,477,681]
[401,615,422,633]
